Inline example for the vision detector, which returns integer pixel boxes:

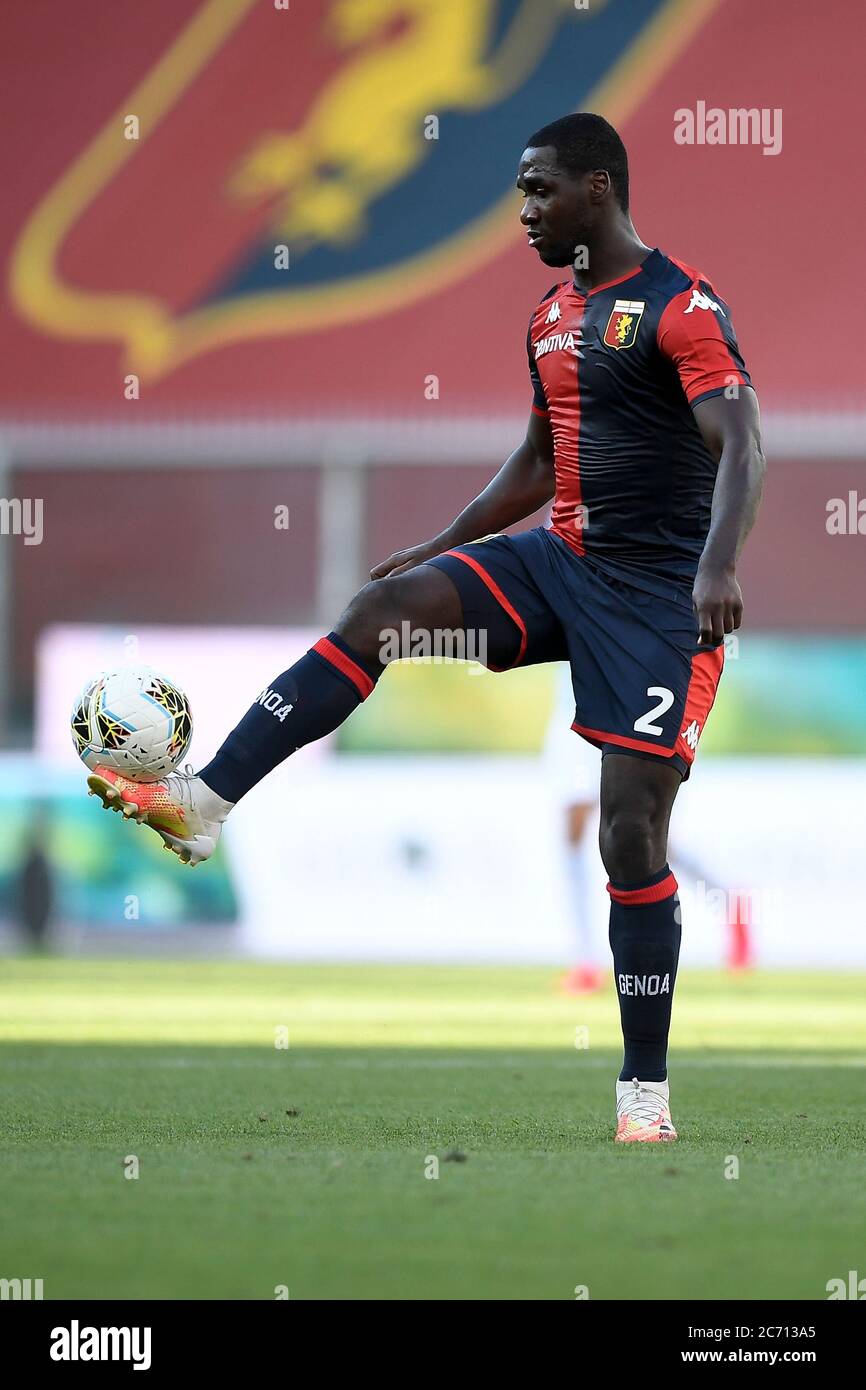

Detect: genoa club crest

[603,299,646,350]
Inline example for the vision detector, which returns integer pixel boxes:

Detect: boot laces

[618,1077,667,1124]
[163,764,198,808]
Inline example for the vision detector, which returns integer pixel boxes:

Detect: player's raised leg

[599,751,683,1142]
[198,565,468,803]
[88,564,512,864]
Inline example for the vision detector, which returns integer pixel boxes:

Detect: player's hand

[370,539,444,580]
[692,562,743,645]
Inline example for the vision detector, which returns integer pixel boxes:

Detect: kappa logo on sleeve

[683,288,725,316]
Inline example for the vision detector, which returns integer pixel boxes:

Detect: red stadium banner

[1,0,863,418]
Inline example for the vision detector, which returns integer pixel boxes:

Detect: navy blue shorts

[426,527,724,779]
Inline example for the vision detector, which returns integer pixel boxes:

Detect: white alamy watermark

[826,492,866,535]
[0,497,43,545]
[676,880,781,930]
[379,622,488,672]
[1,1276,44,1300]
[50,1321,151,1370]
[826,1270,866,1299]
[674,102,782,156]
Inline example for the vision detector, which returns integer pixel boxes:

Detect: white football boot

[86,765,233,866]
[615,1077,678,1143]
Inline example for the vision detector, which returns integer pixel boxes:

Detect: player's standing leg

[598,752,683,1142]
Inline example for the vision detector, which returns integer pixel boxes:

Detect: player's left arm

[657,283,765,645]
[691,389,766,645]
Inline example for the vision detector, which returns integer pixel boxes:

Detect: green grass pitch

[1,959,863,1300]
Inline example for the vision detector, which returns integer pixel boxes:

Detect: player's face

[517,146,596,268]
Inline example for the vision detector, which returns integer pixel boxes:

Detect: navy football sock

[199,633,381,803]
[607,864,681,1082]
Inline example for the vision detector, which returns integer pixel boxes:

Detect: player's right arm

[370,408,555,579]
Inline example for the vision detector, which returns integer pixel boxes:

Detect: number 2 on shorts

[633,686,674,736]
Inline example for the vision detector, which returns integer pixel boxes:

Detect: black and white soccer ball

[70,666,193,782]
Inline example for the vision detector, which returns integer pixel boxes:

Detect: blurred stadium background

[1,0,863,967]
[2,0,866,1306]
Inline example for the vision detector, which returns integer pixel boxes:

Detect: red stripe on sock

[607,871,679,906]
[311,637,374,700]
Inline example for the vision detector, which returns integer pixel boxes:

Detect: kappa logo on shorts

[682,719,701,750]
[603,299,645,349]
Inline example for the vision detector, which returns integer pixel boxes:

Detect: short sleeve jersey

[527,248,752,588]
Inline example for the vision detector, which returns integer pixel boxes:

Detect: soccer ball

[70,666,193,782]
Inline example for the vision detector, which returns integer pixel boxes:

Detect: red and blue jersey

[527,248,752,590]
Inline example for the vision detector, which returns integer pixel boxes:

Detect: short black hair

[525,113,629,213]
